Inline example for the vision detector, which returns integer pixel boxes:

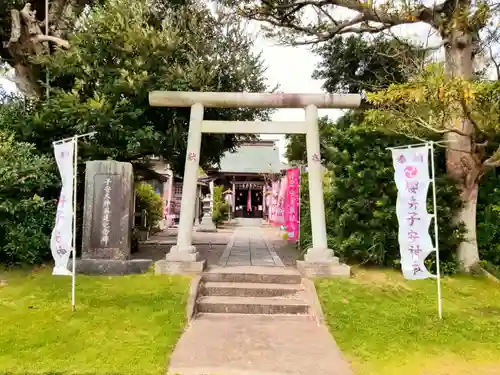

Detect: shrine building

[207,140,284,219]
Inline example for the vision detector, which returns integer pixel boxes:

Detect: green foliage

[294,119,464,273]
[0,131,57,265]
[312,35,424,93]
[476,171,500,268]
[135,183,163,230]
[367,64,500,144]
[212,185,229,226]
[6,0,270,174]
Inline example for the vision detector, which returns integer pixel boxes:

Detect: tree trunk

[12,63,40,98]
[443,24,481,272]
[456,183,480,270]
[3,1,75,97]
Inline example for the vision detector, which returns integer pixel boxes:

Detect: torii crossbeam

[149,91,363,277]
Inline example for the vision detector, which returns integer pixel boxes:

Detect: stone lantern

[196,193,217,232]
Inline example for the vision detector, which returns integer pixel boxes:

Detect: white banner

[50,140,75,276]
[392,146,435,280]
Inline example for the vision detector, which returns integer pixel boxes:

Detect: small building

[138,157,208,228]
[139,140,285,226]
[207,140,283,219]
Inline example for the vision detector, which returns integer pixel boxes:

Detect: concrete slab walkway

[218,225,284,267]
[166,221,353,375]
[167,314,353,375]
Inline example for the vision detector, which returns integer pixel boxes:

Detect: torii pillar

[149,91,362,277]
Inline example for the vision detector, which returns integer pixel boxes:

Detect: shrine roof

[217,141,282,174]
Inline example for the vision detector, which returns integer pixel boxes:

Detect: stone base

[155,259,206,275]
[166,246,200,261]
[195,225,217,232]
[297,260,351,278]
[303,247,337,263]
[196,217,217,232]
[67,258,153,275]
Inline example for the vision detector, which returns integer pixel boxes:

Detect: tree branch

[32,34,70,48]
[8,10,21,45]
[488,44,500,81]
[459,97,487,136]
[381,103,472,138]
[241,0,444,44]
[482,146,500,169]
[409,112,471,137]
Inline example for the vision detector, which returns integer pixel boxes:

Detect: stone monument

[70,160,152,275]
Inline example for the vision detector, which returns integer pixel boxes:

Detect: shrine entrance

[234,181,264,219]
[149,91,363,276]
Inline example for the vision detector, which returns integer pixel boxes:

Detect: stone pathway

[167,314,353,375]
[218,225,284,267]
[165,220,354,375]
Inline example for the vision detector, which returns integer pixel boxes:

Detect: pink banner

[269,180,284,226]
[284,168,300,241]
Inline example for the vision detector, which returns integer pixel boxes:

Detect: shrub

[299,127,464,274]
[135,183,163,230]
[212,185,229,226]
[476,171,500,267]
[0,131,57,265]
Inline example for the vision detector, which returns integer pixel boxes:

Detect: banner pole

[71,136,77,312]
[297,165,302,249]
[429,141,443,320]
[45,0,49,99]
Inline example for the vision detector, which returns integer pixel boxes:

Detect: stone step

[201,282,301,298]
[202,266,302,285]
[196,296,310,315]
[194,312,316,321]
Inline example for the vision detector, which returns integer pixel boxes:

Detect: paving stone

[167,314,354,375]
[220,226,282,267]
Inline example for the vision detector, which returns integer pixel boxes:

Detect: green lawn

[317,268,500,375]
[0,267,191,375]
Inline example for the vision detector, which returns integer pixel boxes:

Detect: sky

[255,35,343,161]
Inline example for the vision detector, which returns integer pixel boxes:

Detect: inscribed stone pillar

[194,185,201,225]
[304,105,334,261]
[82,160,134,260]
[295,105,350,277]
[155,105,207,273]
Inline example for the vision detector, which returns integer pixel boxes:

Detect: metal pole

[45,0,49,99]
[51,132,95,311]
[429,141,443,320]
[71,136,77,312]
[297,165,302,249]
[53,131,97,145]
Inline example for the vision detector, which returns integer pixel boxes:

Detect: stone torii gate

[149,91,362,277]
